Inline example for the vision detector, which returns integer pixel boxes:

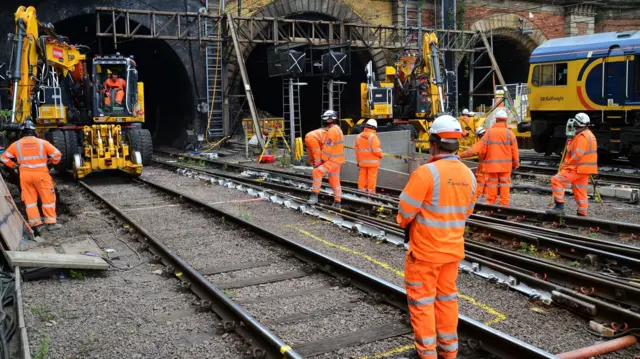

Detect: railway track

[77,174,555,359]
[151,153,640,331]
[516,164,640,188]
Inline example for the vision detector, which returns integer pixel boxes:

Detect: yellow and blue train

[527,31,640,165]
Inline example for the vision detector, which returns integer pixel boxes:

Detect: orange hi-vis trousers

[486,172,511,206]
[552,168,589,215]
[475,169,487,198]
[21,171,57,227]
[105,90,125,106]
[405,252,459,359]
[357,167,379,194]
[312,161,342,202]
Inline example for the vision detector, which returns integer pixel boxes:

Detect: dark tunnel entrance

[457,35,532,111]
[52,14,194,146]
[246,13,373,135]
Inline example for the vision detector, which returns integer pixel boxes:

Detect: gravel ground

[86,174,415,358]
[20,178,248,359]
[142,164,640,357]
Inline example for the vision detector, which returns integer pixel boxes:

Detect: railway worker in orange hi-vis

[472,109,519,206]
[459,126,487,199]
[104,71,126,106]
[547,113,597,216]
[1,120,63,232]
[396,115,476,359]
[355,119,383,194]
[304,127,326,167]
[307,110,345,209]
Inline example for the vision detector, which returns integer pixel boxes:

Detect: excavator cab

[92,54,144,123]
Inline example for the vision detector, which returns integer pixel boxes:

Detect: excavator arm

[421,32,445,117]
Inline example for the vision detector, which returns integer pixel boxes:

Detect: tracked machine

[5,6,152,179]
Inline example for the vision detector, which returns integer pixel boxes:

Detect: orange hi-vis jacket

[474,122,519,173]
[305,128,326,163]
[354,128,383,168]
[459,140,485,173]
[104,78,126,91]
[321,125,345,164]
[562,128,598,175]
[1,136,61,172]
[397,154,477,263]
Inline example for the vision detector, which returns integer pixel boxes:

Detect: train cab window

[555,63,568,86]
[531,66,540,86]
[540,65,555,86]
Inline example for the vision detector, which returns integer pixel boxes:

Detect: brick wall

[596,18,640,33]
[463,6,565,39]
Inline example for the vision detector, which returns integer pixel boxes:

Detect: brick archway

[227,0,388,94]
[470,13,547,53]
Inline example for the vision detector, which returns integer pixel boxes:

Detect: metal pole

[10,19,25,123]
[327,79,334,112]
[288,79,295,155]
[238,0,242,17]
[469,52,474,111]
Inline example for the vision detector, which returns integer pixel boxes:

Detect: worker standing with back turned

[304,127,326,167]
[355,119,383,194]
[397,115,476,359]
[473,109,519,206]
[1,120,62,232]
[459,127,487,199]
[547,113,597,216]
[308,110,345,209]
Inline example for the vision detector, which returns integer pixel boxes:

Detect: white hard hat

[429,115,463,142]
[321,110,338,121]
[574,112,590,126]
[495,109,508,120]
[365,119,378,128]
[462,109,470,115]
[475,127,486,136]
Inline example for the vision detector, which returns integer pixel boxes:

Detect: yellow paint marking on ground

[357,344,415,359]
[288,226,508,326]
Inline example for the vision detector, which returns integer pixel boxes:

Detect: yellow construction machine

[343,32,484,152]
[5,6,151,179]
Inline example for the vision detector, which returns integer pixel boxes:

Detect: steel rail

[79,180,305,359]
[132,176,559,359]
[516,164,640,188]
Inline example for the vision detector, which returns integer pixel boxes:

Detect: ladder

[205,0,224,139]
[403,0,424,50]
[282,78,302,140]
[321,78,343,121]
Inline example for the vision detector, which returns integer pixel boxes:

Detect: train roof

[530,31,640,64]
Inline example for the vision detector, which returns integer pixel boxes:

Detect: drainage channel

[79,175,557,359]
[156,160,640,331]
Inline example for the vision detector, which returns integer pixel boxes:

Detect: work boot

[307,193,319,205]
[545,202,565,216]
[46,223,63,231]
[332,201,341,210]
[577,212,587,217]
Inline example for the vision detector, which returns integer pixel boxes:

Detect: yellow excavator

[344,32,484,151]
[5,6,152,179]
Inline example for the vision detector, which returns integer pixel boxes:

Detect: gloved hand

[404,226,411,244]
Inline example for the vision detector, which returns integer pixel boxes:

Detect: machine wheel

[628,145,640,168]
[393,124,418,140]
[127,129,153,165]
[350,124,364,135]
[49,130,68,172]
[63,130,79,171]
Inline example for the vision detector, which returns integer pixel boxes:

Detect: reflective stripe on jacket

[396,154,477,263]
[563,128,598,175]
[1,136,61,172]
[355,128,383,168]
[305,128,326,160]
[321,125,345,164]
[474,122,519,173]
[459,139,485,173]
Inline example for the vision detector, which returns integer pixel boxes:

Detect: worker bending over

[1,120,62,231]
[397,115,476,359]
[547,113,597,216]
[304,128,326,167]
[458,109,472,134]
[104,72,126,106]
[459,127,487,199]
[355,119,383,194]
[472,110,519,206]
[308,110,345,209]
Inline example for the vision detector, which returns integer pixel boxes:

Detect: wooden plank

[293,322,413,357]
[262,302,358,326]
[0,175,26,251]
[237,285,334,305]
[15,267,32,359]
[200,260,273,275]
[61,238,102,256]
[214,270,308,290]
[5,251,108,270]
